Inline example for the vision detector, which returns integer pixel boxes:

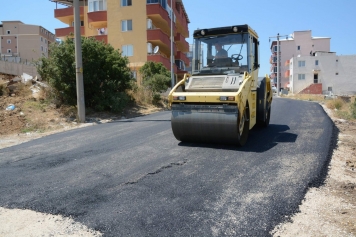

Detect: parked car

[272,86,277,94]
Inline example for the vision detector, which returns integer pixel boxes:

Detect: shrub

[139,61,171,93]
[350,98,356,119]
[326,98,345,110]
[36,37,133,112]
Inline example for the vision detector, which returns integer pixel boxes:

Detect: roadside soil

[0,85,355,236]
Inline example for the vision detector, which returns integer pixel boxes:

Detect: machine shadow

[178,124,298,153]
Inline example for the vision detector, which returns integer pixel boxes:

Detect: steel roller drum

[171,104,239,144]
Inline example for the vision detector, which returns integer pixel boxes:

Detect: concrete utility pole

[269,33,289,96]
[170,0,174,88]
[73,0,85,122]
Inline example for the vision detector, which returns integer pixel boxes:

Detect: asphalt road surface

[0,97,335,236]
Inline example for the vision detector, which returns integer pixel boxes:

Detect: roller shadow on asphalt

[177,124,298,153]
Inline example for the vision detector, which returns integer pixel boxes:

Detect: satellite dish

[153,46,159,54]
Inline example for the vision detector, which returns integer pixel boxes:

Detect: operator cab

[192,25,259,76]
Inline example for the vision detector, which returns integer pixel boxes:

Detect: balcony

[147,4,176,36]
[147,28,176,56]
[175,51,189,66]
[284,70,290,78]
[55,26,85,39]
[174,33,189,52]
[147,54,177,73]
[87,11,107,28]
[91,35,107,44]
[174,10,189,38]
[54,6,84,24]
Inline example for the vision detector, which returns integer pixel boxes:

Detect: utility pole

[269,33,289,96]
[73,0,85,122]
[170,0,174,88]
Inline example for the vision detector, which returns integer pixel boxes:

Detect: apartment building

[0,21,55,63]
[51,0,190,82]
[289,52,356,95]
[270,30,330,90]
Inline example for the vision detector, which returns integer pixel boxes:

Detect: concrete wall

[290,53,356,95]
[0,60,39,78]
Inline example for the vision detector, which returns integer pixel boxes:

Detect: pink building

[270,30,330,90]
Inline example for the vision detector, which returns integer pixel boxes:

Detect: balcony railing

[55,26,85,38]
[284,70,290,78]
[54,6,84,24]
[176,51,189,66]
[91,35,108,44]
[174,33,189,52]
[87,11,107,27]
[147,54,177,73]
[147,28,177,56]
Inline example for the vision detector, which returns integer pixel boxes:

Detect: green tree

[36,37,132,112]
[139,61,171,93]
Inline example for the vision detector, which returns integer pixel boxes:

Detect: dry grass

[127,86,154,106]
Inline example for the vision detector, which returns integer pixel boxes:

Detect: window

[297,45,300,50]
[273,56,277,63]
[7,39,11,44]
[147,0,167,9]
[45,39,47,44]
[71,21,84,26]
[41,37,43,42]
[121,0,132,6]
[273,45,279,52]
[122,45,133,56]
[336,59,338,62]
[122,20,132,31]
[315,60,319,66]
[298,74,305,80]
[41,46,44,51]
[273,67,277,73]
[6,30,10,34]
[88,0,107,12]
[298,61,305,67]
[336,72,339,75]
[328,87,332,91]
[7,49,11,53]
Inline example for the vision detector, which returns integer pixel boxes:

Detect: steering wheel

[231,54,243,61]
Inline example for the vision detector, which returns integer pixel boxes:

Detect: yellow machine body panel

[168,25,272,146]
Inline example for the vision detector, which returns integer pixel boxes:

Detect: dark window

[121,0,132,6]
[297,45,300,50]
[315,60,318,65]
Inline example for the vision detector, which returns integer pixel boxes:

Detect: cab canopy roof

[193,24,258,39]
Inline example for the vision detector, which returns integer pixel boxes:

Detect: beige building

[0,21,55,63]
[270,30,330,90]
[51,0,190,82]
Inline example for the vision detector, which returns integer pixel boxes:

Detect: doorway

[314,74,318,83]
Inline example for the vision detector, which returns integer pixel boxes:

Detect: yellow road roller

[168,25,272,146]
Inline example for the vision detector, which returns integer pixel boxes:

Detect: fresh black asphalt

[0,97,336,236]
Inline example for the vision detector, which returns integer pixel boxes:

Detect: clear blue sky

[1,0,355,76]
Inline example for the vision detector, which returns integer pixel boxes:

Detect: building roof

[1,21,24,24]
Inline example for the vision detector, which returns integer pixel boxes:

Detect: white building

[289,52,356,95]
[270,30,330,89]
